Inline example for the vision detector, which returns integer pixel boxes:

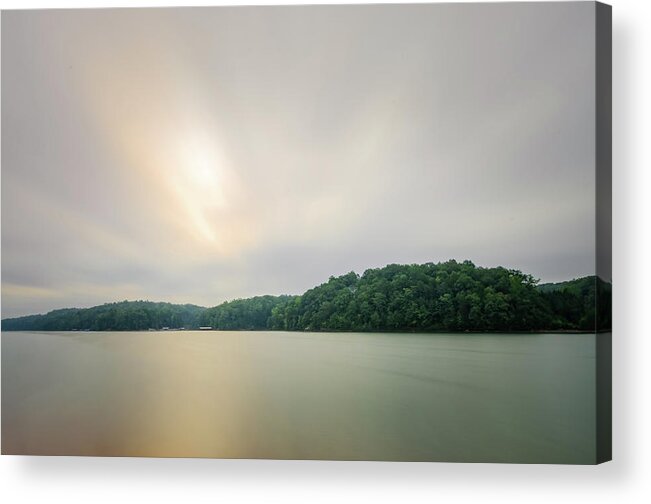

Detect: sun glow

[169,133,230,243]
[72,33,244,254]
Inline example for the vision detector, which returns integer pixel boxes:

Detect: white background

[0,0,648,502]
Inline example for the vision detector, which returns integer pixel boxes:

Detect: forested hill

[1,260,611,332]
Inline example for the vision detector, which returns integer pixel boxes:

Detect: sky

[1,3,597,318]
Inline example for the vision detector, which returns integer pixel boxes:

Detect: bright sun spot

[186,148,224,206]
[169,132,231,243]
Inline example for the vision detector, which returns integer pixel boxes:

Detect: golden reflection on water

[110,333,253,457]
[2,331,597,462]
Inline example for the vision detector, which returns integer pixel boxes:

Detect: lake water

[1,331,597,463]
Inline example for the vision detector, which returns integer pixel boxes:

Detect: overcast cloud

[1,3,597,317]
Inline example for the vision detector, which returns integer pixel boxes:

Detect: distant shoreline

[1,328,609,335]
[1,260,612,334]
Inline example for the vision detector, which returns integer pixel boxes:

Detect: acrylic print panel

[0,2,611,463]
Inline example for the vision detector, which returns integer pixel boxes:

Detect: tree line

[1,301,205,332]
[1,260,611,332]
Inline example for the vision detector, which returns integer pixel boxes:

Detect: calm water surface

[1,331,596,463]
